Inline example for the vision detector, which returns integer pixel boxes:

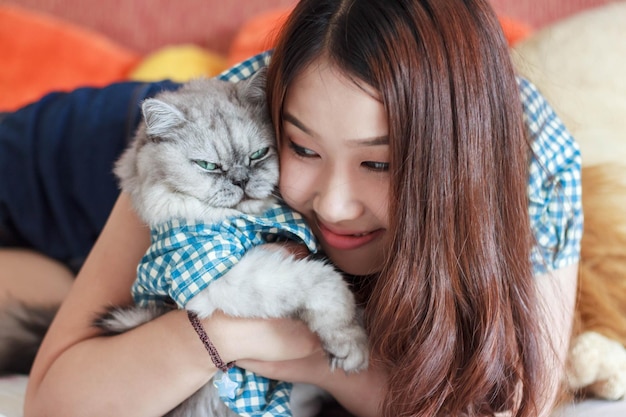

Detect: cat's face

[138,76,279,214]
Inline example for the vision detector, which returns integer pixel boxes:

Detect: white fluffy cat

[94,69,368,417]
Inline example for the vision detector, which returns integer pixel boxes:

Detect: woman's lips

[317,221,383,251]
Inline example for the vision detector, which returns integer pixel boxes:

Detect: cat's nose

[229,167,249,189]
[232,177,249,189]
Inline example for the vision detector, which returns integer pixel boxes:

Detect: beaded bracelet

[186,311,235,372]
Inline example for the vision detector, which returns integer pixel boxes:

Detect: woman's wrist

[187,311,235,372]
[196,311,247,364]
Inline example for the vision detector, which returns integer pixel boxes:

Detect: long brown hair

[267,0,546,415]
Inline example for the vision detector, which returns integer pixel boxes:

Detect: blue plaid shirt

[519,77,583,274]
[132,51,583,416]
[132,202,318,308]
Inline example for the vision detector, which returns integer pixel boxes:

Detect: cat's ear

[141,98,187,141]
[239,66,268,107]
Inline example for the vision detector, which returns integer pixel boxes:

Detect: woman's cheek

[278,154,310,210]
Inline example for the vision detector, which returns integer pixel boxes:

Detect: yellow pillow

[129,44,228,82]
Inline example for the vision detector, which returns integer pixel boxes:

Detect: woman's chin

[323,244,385,277]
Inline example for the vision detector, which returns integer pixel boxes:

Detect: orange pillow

[499,15,534,46]
[0,4,140,111]
[228,7,533,66]
[227,7,293,67]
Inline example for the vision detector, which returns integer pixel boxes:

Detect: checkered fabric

[519,77,583,275]
[217,371,293,417]
[132,202,318,308]
[132,52,582,416]
[217,51,272,82]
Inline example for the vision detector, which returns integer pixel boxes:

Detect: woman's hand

[239,350,387,417]
[204,314,324,364]
[237,350,330,385]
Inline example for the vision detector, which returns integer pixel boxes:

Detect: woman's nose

[313,169,364,223]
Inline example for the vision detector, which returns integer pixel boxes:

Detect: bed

[1,373,626,417]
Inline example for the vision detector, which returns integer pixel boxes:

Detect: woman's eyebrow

[283,112,388,146]
[347,135,388,147]
[284,112,314,136]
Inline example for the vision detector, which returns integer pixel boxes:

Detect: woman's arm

[535,263,579,417]
[24,193,321,417]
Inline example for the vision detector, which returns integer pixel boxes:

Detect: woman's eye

[362,161,389,172]
[193,160,219,171]
[250,147,269,161]
[288,140,318,158]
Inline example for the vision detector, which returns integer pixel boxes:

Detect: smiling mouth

[316,222,382,251]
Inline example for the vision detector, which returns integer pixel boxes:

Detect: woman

[4,0,581,416]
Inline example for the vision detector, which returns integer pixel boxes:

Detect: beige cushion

[512,2,626,166]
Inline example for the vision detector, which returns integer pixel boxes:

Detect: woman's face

[279,58,391,275]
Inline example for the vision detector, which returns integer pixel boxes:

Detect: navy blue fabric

[0,81,181,272]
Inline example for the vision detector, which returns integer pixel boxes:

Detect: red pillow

[0,4,140,111]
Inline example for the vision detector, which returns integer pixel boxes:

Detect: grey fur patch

[0,302,58,374]
[92,304,172,335]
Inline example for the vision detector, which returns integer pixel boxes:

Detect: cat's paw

[323,322,369,373]
[185,287,216,318]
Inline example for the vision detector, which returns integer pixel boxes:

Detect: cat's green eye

[250,147,269,161]
[194,160,219,171]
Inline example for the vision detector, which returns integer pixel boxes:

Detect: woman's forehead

[283,63,388,143]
